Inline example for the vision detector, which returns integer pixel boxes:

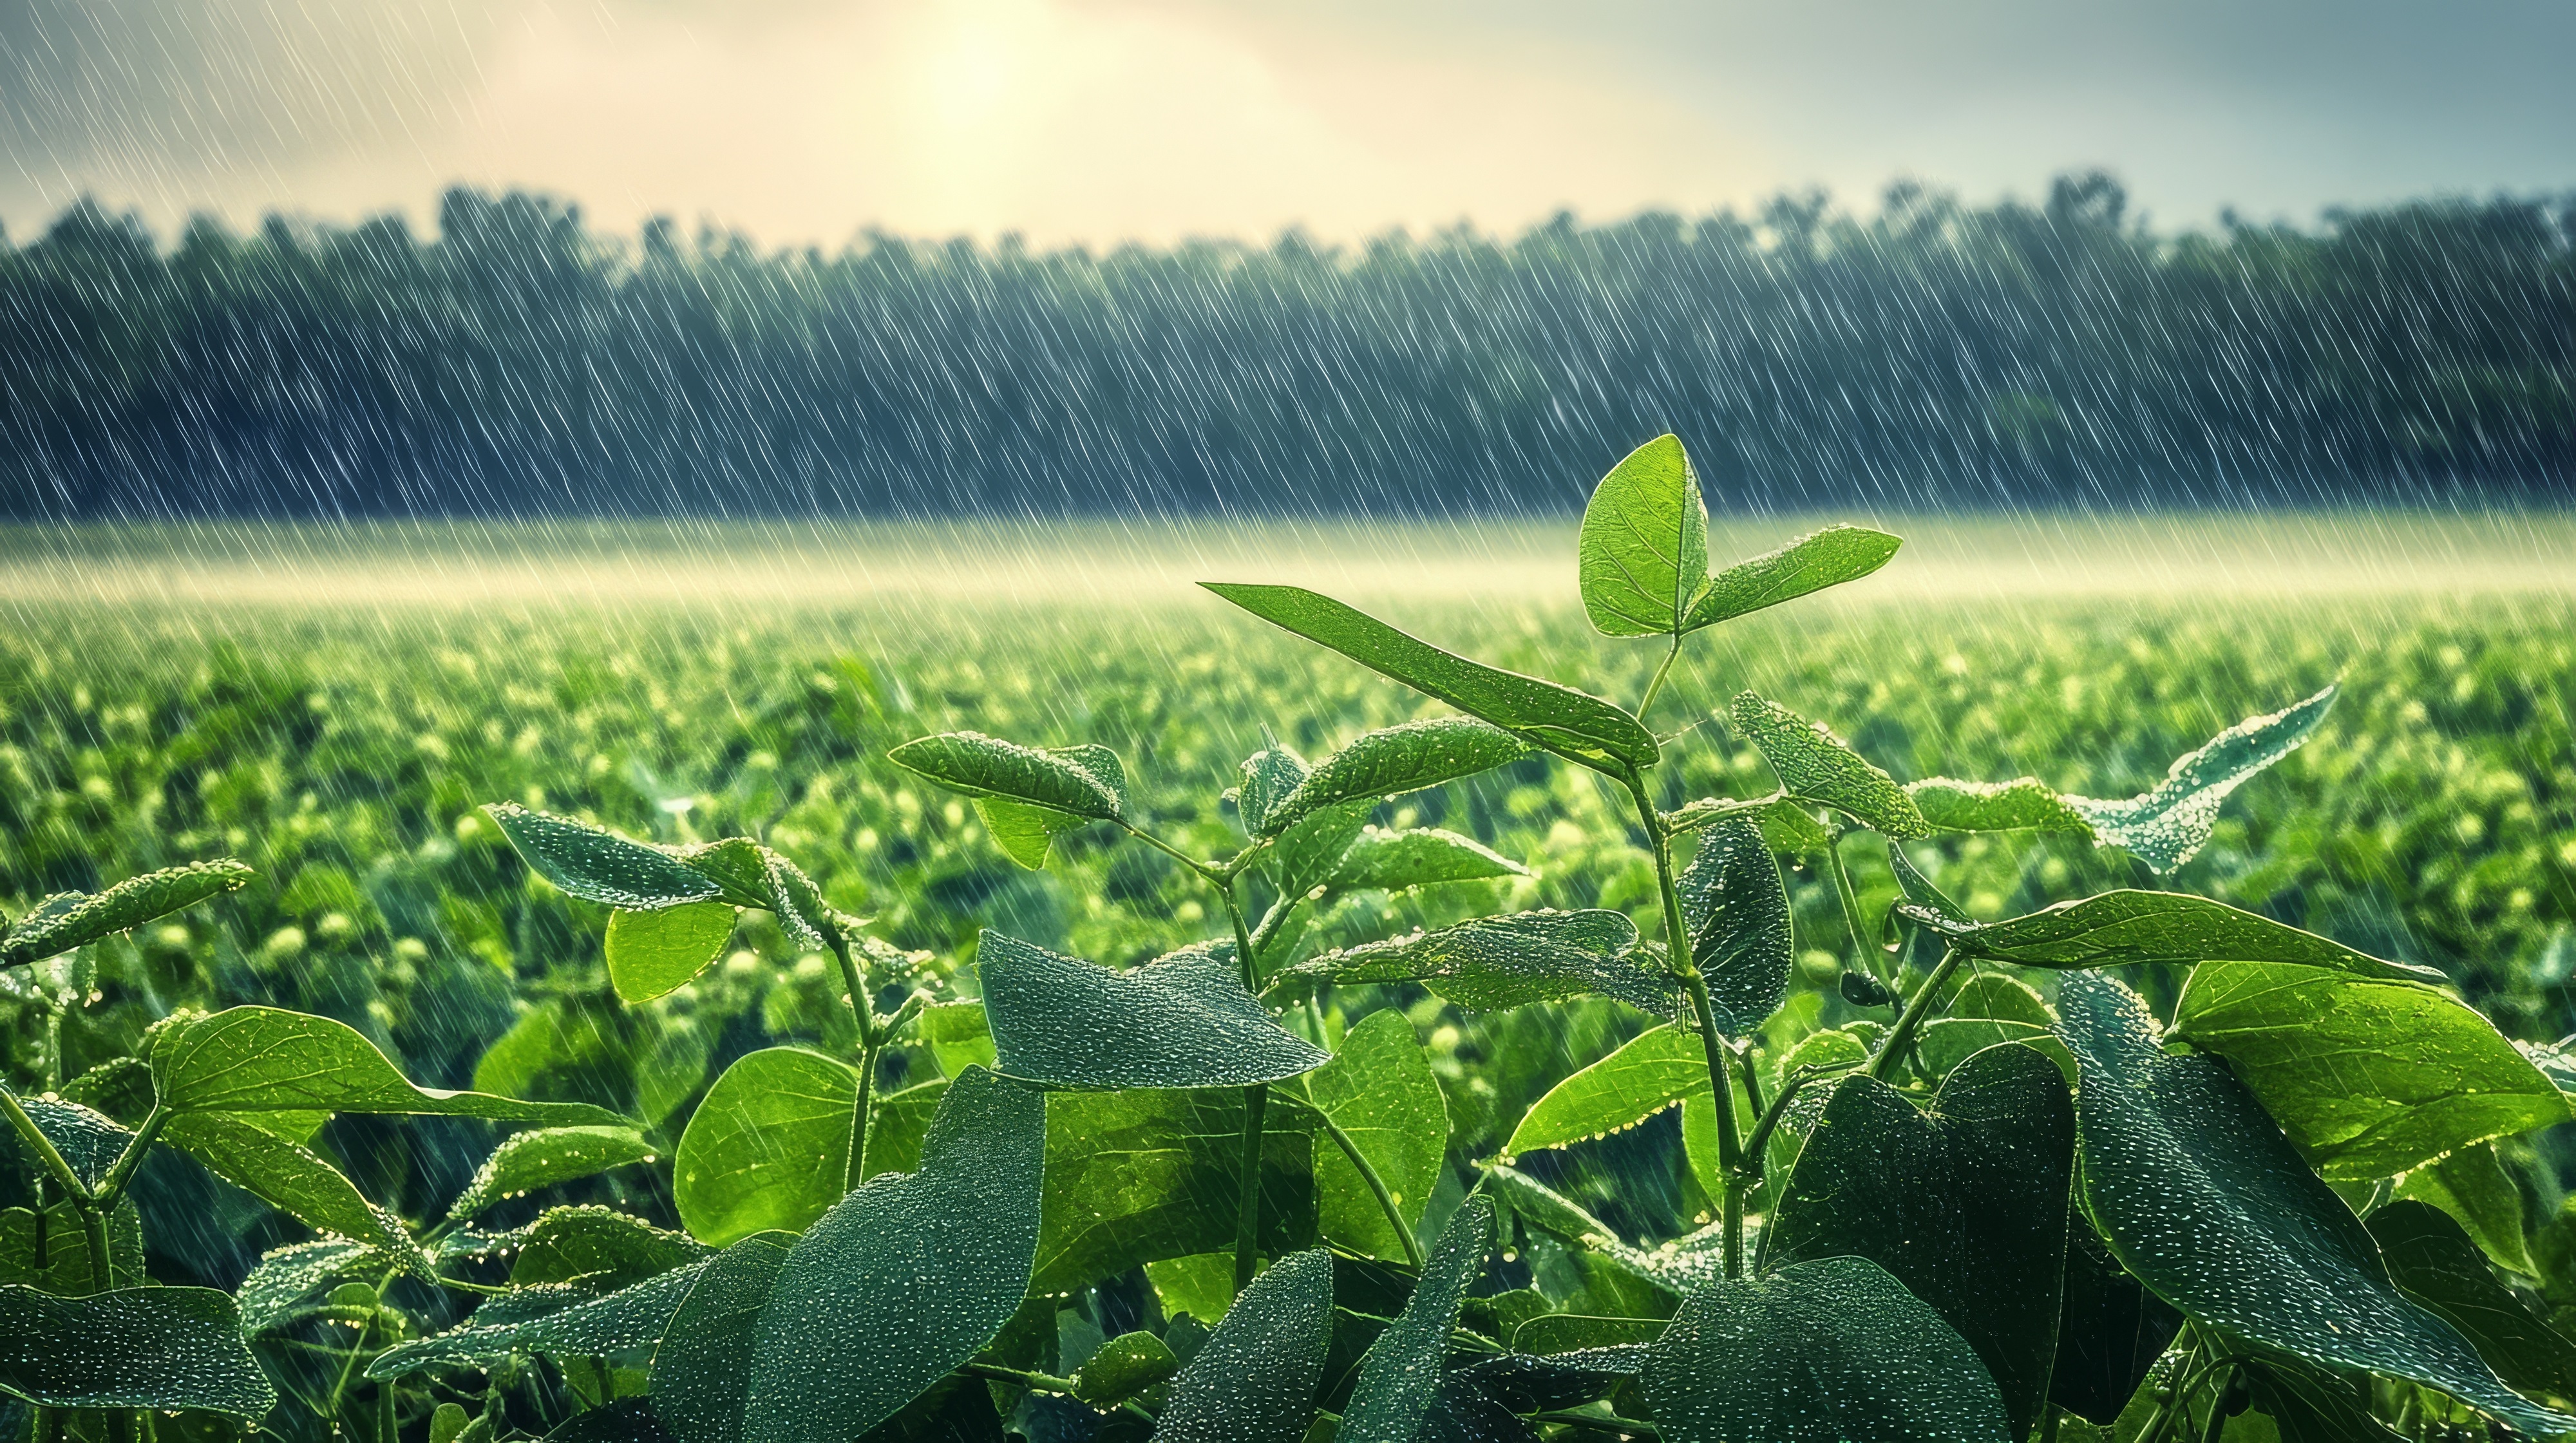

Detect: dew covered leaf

[2172,959,2566,1179]
[1577,433,1709,639]
[464,1205,709,1291]
[2047,1223,2182,1426]
[1950,890,2445,983]
[605,901,737,1003]
[1036,1088,1319,1296]
[883,731,1126,820]
[0,1093,131,1192]
[650,1234,795,1443]
[1259,717,1528,838]
[153,1005,627,1123]
[1504,1024,1704,1158]
[1728,693,1929,839]
[449,1125,658,1222]
[674,1047,857,1247]
[370,1261,709,1377]
[980,932,1329,1089]
[1682,525,1904,632]
[667,838,833,952]
[1302,1010,1446,1263]
[1149,1249,1334,1443]
[1075,1332,1182,1408]
[0,860,253,968]
[1678,815,1790,1035]
[0,1283,276,1418]
[1233,737,1311,837]
[1763,1042,2074,1440]
[486,804,721,909]
[1201,583,1660,771]
[2054,972,2573,1434]
[1326,826,1530,895]
[1484,1165,1715,1299]
[741,1066,1044,1443]
[237,1238,384,1334]
[1511,1316,1668,1353]
[1278,910,1678,1020]
[1642,1255,2013,1443]
[0,1196,141,1296]
[162,1111,431,1276]
[1904,777,2093,836]
[1338,1196,1494,1443]
[2367,1200,2576,1401]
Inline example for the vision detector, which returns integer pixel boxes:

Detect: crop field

[6,507,2576,1443]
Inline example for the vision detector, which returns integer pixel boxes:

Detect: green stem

[1527,1410,1661,1440]
[1231,1083,1269,1296]
[960,1361,1081,1393]
[2038,1406,2063,1443]
[1636,636,1683,719]
[1823,836,1884,985]
[77,1205,112,1292]
[2195,1365,2235,1443]
[828,931,879,1191]
[93,1104,166,1210]
[1868,945,1965,1083]
[1316,1108,1423,1269]
[0,1088,93,1205]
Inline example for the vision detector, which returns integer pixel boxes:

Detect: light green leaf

[975,797,1086,870]
[1485,1165,1716,1299]
[674,1047,856,1247]
[742,1067,1045,1443]
[1680,816,1790,1034]
[884,732,1126,820]
[2392,1144,2536,1276]
[1260,717,1528,839]
[153,1005,628,1123]
[1681,524,1904,632]
[1338,1197,1494,1443]
[1325,826,1528,896]
[0,1196,141,1296]
[1729,693,1929,838]
[449,1126,658,1222]
[920,1002,997,1077]
[1146,1253,1237,1325]
[650,1234,794,1443]
[1233,737,1311,837]
[2054,972,2573,1435]
[1036,1088,1318,1297]
[1278,910,1679,1020]
[1949,891,2446,983]
[455,1205,706,1291]
[162,1111,430,1276]
[1201,583,1660,771]
[1,860,252,968]
[1272,800,1376,904]
[1642,1256,2012,1443]
[1905,777,2092,835]
[667,837,834,952]
[1915,1019,2067,1084]
[605,901,737,1003]
[1303,1011,1447,1263]
[2171,959,2566,1179]
[0,1283,276,1418]
[1577,433,1709,638]
[1149,1249,1335,1443]
[236,1239,383,1334]
[860,1078,948,1180]
[1076,1332,1181,1408]
[980,932,1330,1089]
[486,803,721,909]
[1505,1024,1705,1158]
[2369,1200,2576,1402]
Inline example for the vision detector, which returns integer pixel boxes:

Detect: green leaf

[1,860,252,968]
[649,1234,794,1443]
[1763,1042,2074,1440]
[449,1126,657,1222]
[486,804,722,909]
[1326,826,1528,896]
[861,1079,949,1180]
[979,932,1331,1089]
[742,1067,1045,1443]
[1273,800,1377,905]
[1728,693,1929,838]
[0,1197,142,1296]
[372,1259,710,1378]
[1642,1256,2013,1443]
[1303,1011,1447,1263]
[1679,816,1790,1034]
[1681,525,1904,632]
[1260,717,1528,838]
[0,1283,276,1417]
[1036,1088,1318,1297]
[0,1093,131,1191]
[974,798,1086,871]
[1076,1332,1182,1408]
[920,1003,997,1077]
[237,1239,383,1334]
[1914,1018,2067,1084]
[444,1205,706,1292]
[1504,1024,1704,1158]
[674,1047,857,1247]
[605,902,737,1003]
[2171,959,2566,1179]
[2237,1353,2405,1443]
[1278,910,1679,1020]
[1338,1197,1495,1443]
[1577,433,1709,638]
[1201,583,1660,771]
[1484,1165,1716,1299]
[1905,685,2338,873]
[2047,1223,2181,1426]
[162,1111,430,1275]
[2392,1144,2537,1276]
[667,838,833,952]
[1949,891,2446,983]
[1511,1315,1669,1353]
[2054,972,2573,1434]
[1150,1249,1335,1443]
[884,732,1126,820]
[2368,1200,2576,1401]
[153,1006,627,1123]
[1233,737,1311,837]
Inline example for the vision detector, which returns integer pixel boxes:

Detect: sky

[3,0,2573,247]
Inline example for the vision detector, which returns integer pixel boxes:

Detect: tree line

[2,173,2570,518]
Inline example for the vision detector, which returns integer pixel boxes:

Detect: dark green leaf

[1577,433,1708,638]
[1340,1197,1495,1443]
[1510,1316,1667,1353]
[467,1205,710,1290]
[372,1263,708,1377]
[0,860,252,968]
[162,1111,429,1274]
[2173,960,2564,1179]
[1681,525,1903,632]
[1076,1333,1182,1407]
[1150,1249,1335,1443]
[1200,584,1659,771]
[0,1196,141,1296]
[487,804,721,909]
[1679,816,1790,1034]
[1953,891,2445,983]
[1728,693,1929,839]
[1503,1024,1703,1158]
[2368,1200,2576,1400]
[1261,718,1528,838]
[1035,1088,1318,1297]
[2392,1144,2536,1276]
[1484,1166,1716,1299]
[606,903,737,1003]
[1279,910,1678,1021]
[1273,800,1379,907]
[1764,1042,2074,1440]
[237,1238,384,1334]
[2054,972,2573,1434]
[668,838,833,952]
[450,1126,658,1221]
[1885,841,1969,923]
[2047,1223,2181,1426]
[980,932,1330,1089]
[651,1234,794,1443]
[884,733,1126,820]
[1327,827,1528,896]
[0,1283,275,1417]
[2236,1354,2405,1443]
[0,1093,131,1191]
[743,1068,1045,1443]
[1642,1255,2012,1443]
[1234,737,1311,837]
[153,1005,627,1122]
[674,1047,857,1247]
[1303,1011,1447,1263]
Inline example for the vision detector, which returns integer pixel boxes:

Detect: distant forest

[3,174,2571,518]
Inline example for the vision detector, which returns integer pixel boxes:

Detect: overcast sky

[5,0,2571,246]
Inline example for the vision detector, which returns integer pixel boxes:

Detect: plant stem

[828,931,878,1191]
[959,1361,1081,1393]
[0,1088,93,1205]
[2038,1406,2062,1443]
[1868,945,1965,1083]
[1823,837,1884,986]
[1316,1108,1423,1269]
[93,1104,166,1209]
[1528,1410,1661,1440]
[77,1205,112,1292]
[1636,636,1683,719]
[1620,769,1745,1280]
[1231,1084,1269,1296]
[2195,1365,2235,1443]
